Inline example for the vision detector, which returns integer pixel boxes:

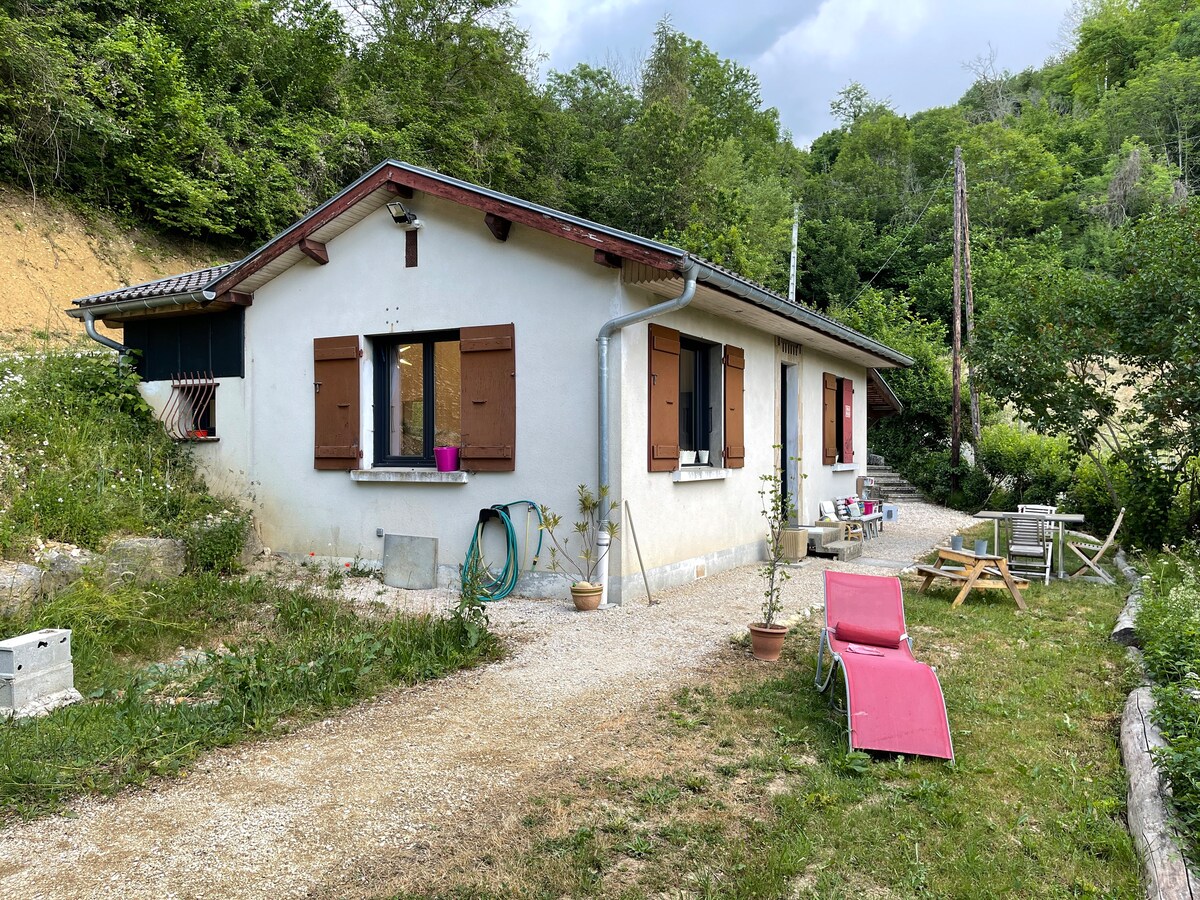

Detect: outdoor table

[915,546,1029,610]
[974,510,1086,579]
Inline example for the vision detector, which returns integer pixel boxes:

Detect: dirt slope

[0,186,228,347]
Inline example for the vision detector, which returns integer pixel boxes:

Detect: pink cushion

[834,621,903,648]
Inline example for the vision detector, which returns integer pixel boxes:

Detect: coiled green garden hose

[463,500,544,601]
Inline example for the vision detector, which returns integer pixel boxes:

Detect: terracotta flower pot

[748,622,787,661]
[570,582,603,611]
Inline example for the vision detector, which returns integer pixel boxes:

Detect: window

[162,372,217,441]
[678,338,712,458]
[648,323,743,472]
[822,373,854,465]
[313,324,515,473]
[373,330,461,466]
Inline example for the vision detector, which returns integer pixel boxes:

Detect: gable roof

[67,160,913,369]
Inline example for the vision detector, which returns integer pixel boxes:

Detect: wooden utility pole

[961,160,982,446]
[950,147,963,493]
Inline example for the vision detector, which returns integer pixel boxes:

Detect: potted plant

[540,484,619,610]
[749,465,795,660]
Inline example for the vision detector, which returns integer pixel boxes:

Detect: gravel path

[0,501,973,899]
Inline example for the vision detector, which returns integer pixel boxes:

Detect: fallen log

[1122,687,1200,899]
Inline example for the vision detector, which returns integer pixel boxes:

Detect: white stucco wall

[167,195,629,590]
[610,302,776,598]
[134,189,884,604]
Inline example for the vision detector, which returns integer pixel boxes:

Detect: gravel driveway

[0,501,973,899]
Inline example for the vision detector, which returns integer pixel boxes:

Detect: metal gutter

[594,264,700,608]
[83,311,128,354]
[67,290,216,320]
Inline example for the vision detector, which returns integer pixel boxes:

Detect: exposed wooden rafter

[298,239,328,265]
[594,250,622,269]
[207,165,683,298]
[484,212,512,242]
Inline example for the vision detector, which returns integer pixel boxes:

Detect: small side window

[163,372,218,441]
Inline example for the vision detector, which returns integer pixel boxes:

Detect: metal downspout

[594,262,699,608]
[83,311,128,354]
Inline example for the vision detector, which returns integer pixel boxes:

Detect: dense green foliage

[1137,549,1200,858]
[0,351,226,553]
[3,0,1200,542]
[0,572,499,817]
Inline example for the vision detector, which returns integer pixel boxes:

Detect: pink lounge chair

[815,571,954,761]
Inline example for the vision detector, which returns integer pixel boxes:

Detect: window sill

[671,467,729,483]
[178,436,220,443]
[350,469,469,484]
[831,463,858,473]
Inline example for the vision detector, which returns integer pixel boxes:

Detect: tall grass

[0,350,223,554]
[0,575,500,818]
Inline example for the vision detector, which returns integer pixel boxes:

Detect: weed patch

[0,350,228,554]
[0,577,499,818]
[1137,547,1200,859]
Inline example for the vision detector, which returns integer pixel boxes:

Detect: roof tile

[73,264,234,308]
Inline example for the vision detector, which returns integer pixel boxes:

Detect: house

[67,160,910,605]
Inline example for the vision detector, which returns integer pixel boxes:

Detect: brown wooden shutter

[648,323,681,471]
[822,372,838,465]
[313,335,362,470]
[460,323,516,472]
[723,344,745,469]
[840,378,855,464]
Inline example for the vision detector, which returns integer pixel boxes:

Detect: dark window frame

[372,329,460,467]
[679,336,714,462]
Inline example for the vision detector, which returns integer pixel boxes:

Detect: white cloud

[512,0,648,62]
[759,0,932,66]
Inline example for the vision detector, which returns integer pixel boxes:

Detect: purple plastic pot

[434,446,459,472]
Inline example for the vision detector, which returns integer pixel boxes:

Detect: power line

[849,163,954,305]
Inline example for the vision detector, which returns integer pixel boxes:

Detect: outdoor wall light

[386,200,423,230]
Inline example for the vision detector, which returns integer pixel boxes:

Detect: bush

[976,424,1075,507]
[1138,549,1200,853]
[182,511,249,574]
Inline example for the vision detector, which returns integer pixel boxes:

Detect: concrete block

[0,628,72,675]
[0,661,75,710]
[826,540,864,562]
[382,534,438,589]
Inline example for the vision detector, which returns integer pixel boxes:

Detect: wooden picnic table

[915,546,1029,610]
[974,510,1086,579]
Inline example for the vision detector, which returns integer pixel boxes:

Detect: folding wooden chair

[1067,508,1125,584]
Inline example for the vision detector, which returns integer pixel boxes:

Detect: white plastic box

[882,504,899,523]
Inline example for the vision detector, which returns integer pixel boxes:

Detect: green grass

[0,574,500,818]
[396,574,1139,899]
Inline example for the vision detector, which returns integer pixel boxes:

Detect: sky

[508,0,1077,146]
